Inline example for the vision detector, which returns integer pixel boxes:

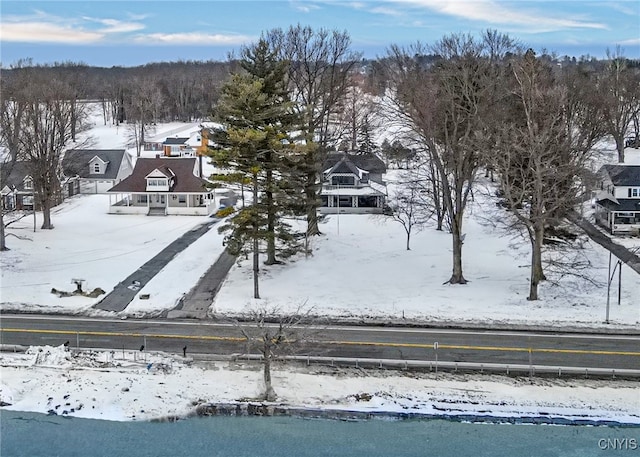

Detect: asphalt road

[2,315,639,373]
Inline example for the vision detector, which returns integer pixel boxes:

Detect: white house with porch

[594,164,640,235]
[107,157,215,216]
[319,152,387,214]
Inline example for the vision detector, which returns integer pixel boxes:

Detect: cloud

[134,32,254,46]
[0,22,104,44]
[82,17,146,34]
[0,10,146,44]
[389,0,608,32]
[618,37,640,46]
[290,1,322,12]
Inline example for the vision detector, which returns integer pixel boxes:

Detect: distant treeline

[1,54,638,125]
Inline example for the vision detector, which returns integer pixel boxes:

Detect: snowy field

[1,345,638,424]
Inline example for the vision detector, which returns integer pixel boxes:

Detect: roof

[108,158,208,193]
[599,165,640,187]
[326,157,361,176]
[163,137,189,145]
[62,149,126,180]
[323,152,386,175]
[596,198,640,212]
[0,161,31,190]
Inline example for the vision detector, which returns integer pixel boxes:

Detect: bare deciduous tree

[491,49,606,300]
[0,65,30,250]
[18,75,89,229]
[385,169,437,250]
[385,32,520,284]
[235,304,316,402]
[599,47,640,163]
[267,25,361,237]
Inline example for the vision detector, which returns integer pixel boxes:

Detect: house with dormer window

[594,164,640,234]
[107,157,215,216]
[1,162,36,210]
[62,149,133,194]
[319,152,387,214]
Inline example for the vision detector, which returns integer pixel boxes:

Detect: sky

[0,0,638,68]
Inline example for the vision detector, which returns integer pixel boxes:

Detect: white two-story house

[319,152,387,214]
[594,164,640,234]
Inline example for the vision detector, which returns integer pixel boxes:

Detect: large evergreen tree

[211,39,302,299]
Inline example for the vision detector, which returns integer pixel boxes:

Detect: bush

[215,206,235,218]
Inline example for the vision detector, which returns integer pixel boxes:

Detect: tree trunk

[262,350,276,401]
[0,210,7,251]
[41,199,53,230]
[448,226,467,284]
[305,169,320,236]
[614,134,625,163]
[406,230,411,250]
[528,225,545,300]
[265,168,277,265]
[252,175,260,299]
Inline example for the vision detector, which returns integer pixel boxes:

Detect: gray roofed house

[62,149,133,194]
[594,164,640,234]
[1,161,36,211]
[320,152,388,214]
[107,157,215,216]
[162,137,194,157]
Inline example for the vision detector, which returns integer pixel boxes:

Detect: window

[147,178,167,187]
[630,188,640,198]
[137,195,148,204]
[24,177,33,189]
[93,163,101,174]
[338,196,352,207]
[178,196,186,204]
[331,175,355,186]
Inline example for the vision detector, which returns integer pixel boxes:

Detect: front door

[150,194,165,208]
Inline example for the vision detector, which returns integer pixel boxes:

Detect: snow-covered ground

[1,345,638,424]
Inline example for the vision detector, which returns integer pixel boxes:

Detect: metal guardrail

[235,353,640,378]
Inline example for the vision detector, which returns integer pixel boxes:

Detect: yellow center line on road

[324,340,640,357]
[1,328,246,343]
[2,328,639,357]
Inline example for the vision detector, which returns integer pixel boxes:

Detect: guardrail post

[433,342,439,375]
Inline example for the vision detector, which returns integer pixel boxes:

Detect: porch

[595,199,640,235]
[108,191,216,216]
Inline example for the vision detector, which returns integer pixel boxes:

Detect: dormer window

[93,162,101,174]
[147,178,168,187]
[331,175,355,186]
[24,177,33,190]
